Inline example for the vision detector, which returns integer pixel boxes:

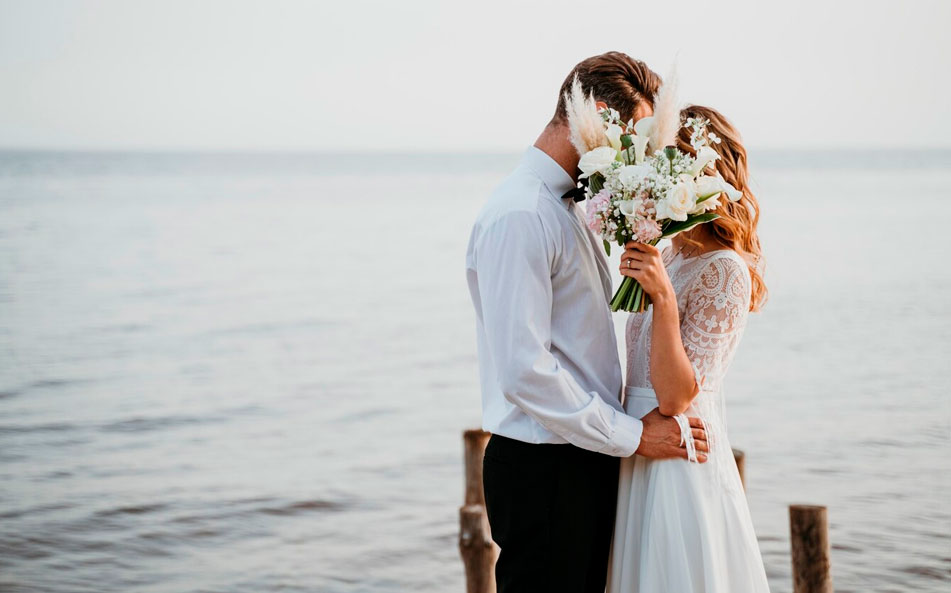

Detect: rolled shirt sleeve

[473,210,643,457]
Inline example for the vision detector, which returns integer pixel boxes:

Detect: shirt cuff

[600,409,643,457]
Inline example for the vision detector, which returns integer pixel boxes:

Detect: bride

[607,105,771,592]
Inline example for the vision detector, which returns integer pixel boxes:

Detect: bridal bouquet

[565,76,743,312]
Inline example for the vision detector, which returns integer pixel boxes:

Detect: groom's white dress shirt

[465,146,643,457]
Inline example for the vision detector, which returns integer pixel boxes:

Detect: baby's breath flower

[599,107,622,126]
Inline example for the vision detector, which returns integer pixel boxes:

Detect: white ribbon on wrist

[674,413,701,463]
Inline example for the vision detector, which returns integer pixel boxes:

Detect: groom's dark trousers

[483,434,621,593]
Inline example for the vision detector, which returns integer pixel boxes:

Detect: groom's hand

[635,409,709,462]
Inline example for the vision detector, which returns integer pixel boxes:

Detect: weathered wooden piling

[459,429,496,593]
[462,429,491,506]
[733,448,746,489]
[789,504,833,593]
[459,505,495,593]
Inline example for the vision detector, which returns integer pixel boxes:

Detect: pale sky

[0,0,948,151]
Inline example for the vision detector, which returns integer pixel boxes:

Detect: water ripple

[99,414,226,433]
[0,422,77,434]
[256,499,347,516]
[95,503,168,517]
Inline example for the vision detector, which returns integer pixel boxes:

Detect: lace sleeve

[681,255,751,392]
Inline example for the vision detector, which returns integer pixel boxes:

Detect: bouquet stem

[610,276,652,313]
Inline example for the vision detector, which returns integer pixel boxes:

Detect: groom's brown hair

[554,52,662,122]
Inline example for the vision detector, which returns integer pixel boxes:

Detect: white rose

[616,164,652,190]
[578,146,618,179]
[689,146,720,177]
[656,178,696,222]
[604,123,623,151]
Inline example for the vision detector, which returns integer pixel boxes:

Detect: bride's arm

[620,243,698,416]
[622,246,753,417]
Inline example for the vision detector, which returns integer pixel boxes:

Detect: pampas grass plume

[648,63,681,154]
[565,75,607,156]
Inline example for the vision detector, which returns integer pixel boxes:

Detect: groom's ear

[595,100,608,111]
[634,100,654,121]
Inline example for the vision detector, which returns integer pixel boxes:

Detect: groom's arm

[475,211,643,457]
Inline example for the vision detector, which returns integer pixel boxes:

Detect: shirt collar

[522,146,577,203]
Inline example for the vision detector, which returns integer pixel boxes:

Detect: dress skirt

[607,387,770,593]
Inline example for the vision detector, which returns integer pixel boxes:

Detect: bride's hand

[619,242,675,304]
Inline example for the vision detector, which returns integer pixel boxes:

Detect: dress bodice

[625,247,751,395]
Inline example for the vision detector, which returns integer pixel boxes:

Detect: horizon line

[1,145,951,156]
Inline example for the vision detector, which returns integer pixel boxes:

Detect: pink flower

[637,197,655,218]
[633,217,662,242]
[586,190,611,233]
[586,208,603,233]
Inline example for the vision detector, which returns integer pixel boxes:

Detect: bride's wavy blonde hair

[676,105,767,311]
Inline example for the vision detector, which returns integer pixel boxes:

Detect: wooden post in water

[463,429,491,505]
[789,504,833,593]
[732,448,746,490]
[459,505,496,593]
[460,429,496,593]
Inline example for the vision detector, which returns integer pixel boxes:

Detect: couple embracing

[465,51,770,593]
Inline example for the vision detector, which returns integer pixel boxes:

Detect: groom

[465,52,709,593]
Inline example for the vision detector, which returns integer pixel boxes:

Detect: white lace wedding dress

[607,248,770,593]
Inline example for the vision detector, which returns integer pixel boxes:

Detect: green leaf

[661,213,720,237]
[589,174,604,194]
[614,228,627,246]
[603,240,611,256]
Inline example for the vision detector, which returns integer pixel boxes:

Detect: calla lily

[625,116,654,164]
[694,176,725,201]
[604,123,624,151]
[617,199,638,219]
[629,135,650,164]
[695,175,743,203]
[633,116,655,138]
[689,146,720,177]
[721,179,743,201]
[690,191,721,214]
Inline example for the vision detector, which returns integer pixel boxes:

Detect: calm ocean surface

[1,150,949,592]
